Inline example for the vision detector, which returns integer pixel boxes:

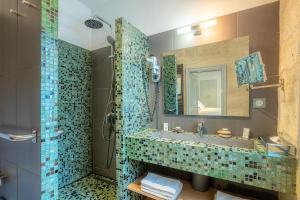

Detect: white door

[186,66,226,115]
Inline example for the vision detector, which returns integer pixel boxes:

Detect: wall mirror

[162,36,250,117]
[156,2,279,118]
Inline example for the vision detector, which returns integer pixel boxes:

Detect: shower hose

[142,62,160,128]
[101,48,116,169]
[102,57,160,169]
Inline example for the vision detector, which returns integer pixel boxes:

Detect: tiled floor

[59,174,116,200]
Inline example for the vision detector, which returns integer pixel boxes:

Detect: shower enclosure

[84,16,117,179]
[56,7,117,199]
[91,45,117,180]
[0,0,118,198]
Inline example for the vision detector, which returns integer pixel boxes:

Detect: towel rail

[0,129,37,143]
[250,78,284,90]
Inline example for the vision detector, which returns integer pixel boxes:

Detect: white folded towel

[215,191,250,200]
[141,185,174,198]
[142,183,183,200]
[141,173,182,194]
[141,173,183,200]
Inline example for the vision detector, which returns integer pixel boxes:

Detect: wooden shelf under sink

[127,175,216,200]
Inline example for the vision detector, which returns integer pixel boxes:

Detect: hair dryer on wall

[144,55,161,130]
[147,55,161,83]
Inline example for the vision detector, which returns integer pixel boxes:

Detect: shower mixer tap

[105,112,116,125]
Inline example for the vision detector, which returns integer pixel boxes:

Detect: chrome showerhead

[84,18,103,29]
[85,16,112,30]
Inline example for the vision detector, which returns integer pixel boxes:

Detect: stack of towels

[141,173,183,200]
[215,191,250,200]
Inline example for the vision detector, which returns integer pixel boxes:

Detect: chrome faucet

[197,122,207,137]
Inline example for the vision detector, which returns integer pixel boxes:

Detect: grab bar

[22,0,38,9]
[0,129,37,143]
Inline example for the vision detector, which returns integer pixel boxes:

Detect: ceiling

[78,0,110,9]
[78,0,278,36]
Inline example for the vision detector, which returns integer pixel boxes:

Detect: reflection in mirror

[163,55,178,115]
[186,65,226,115]
[163,36,250,117]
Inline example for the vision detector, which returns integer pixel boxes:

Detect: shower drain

[97,177,116,186]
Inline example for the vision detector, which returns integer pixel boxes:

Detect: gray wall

[0,0,41,199]
[149,2,279,137]
[91,46,116,180]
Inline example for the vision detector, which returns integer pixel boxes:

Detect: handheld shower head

[107,36,115,46]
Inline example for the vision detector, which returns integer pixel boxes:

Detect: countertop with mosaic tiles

[125,129,297,193]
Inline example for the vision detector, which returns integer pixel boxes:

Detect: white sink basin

[150,131,254,149]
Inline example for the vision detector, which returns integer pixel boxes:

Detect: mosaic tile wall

[163,55,178,115]
[59,174,116,200]
[57,40,92,188]
[115,18,150,200]
[41,0,59,199]
[126,130,297,194]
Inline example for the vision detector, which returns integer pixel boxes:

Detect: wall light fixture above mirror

[177,19,218,36]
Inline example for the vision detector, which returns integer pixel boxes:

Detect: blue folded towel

[235,51,267,86]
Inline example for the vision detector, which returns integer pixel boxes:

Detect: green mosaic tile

[115,18,151,200]
[125,129,297,194]
[58,174,116,200]
[163,55,178,114]
[41,0,58,37]
[57,40,92,188]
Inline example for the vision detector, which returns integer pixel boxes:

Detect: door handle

[9,9,26,17]
[0,129,37,143]
[22,0,38,9]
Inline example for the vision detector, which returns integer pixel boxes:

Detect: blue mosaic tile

[41,0,59,199]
